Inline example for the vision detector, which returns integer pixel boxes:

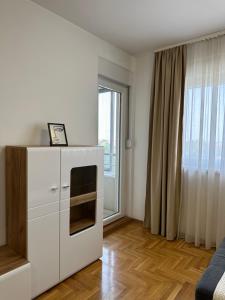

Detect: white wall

[0,0,134,246]
[131,52,154,220]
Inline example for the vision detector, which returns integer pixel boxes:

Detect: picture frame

[48,123,68,146]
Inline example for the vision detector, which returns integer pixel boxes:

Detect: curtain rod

[154,29,225,53]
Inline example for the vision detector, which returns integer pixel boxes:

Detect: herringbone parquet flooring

[36,220,214,300]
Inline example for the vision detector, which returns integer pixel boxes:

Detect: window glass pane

[98,89,111,172]
[98,84,121,220]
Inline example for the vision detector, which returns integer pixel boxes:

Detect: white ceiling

[31,0,225,54]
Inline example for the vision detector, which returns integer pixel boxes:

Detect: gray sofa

[196,238,225,300]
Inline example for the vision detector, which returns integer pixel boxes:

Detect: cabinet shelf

[70,218,95,235]
[70,192,97,207]
[0,245,27,276]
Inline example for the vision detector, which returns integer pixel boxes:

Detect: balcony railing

[104,153,117,176]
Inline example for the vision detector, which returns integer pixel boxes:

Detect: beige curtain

[144,45,187,240]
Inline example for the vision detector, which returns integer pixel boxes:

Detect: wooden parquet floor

[36,220,214,300]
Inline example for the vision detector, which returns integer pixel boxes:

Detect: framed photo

[48,123,68,146]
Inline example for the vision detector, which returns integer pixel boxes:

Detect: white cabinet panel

[28,201,59,220]
[59,146,103,280]
[59,209,103,280]
[27,148,60,208]
[60,147,104,201]
[28,212,59,298]
[0,264,31,300]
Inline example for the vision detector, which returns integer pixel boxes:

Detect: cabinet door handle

[50,186,58,191]
[62,184,70,189]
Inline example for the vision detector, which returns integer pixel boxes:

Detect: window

[98,87,119,176]
[183,85,225,171]
[182,39,225,172]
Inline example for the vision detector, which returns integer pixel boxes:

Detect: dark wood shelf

[70,192,96,207]
[70,218,95,235]
[0,245,27,276]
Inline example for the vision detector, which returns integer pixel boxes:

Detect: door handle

[62,184,70,189]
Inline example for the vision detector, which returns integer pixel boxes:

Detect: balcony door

[98,77,128,224]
